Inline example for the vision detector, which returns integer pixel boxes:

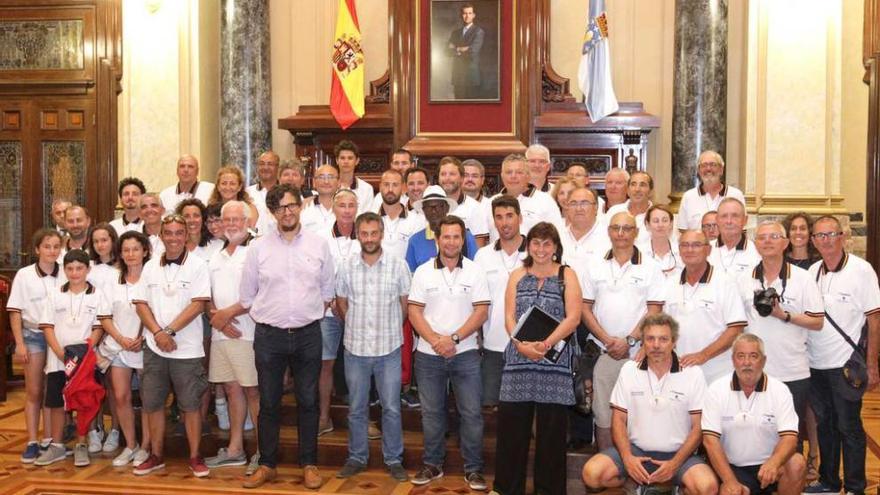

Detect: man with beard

[677,150,746,232]
[370,149,415,212]
[462,159,490,208]
[374,169,414,260]
[405,185,479,272]
[205,201,260,473]
[62,205,91,255]
[438,156,489,246]
[110,178,146,235]
[214,184,334,489]
[334,212,411,481]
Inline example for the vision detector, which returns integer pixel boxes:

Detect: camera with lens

[753,287,780,317]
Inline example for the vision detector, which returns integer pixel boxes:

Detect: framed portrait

[429,0,500,102]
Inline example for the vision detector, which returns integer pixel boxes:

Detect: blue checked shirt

[335,253,412,357]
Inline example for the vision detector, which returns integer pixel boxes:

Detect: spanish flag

[330,0,365,130]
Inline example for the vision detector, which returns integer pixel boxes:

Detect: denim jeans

[415,349,483,472]
[344,347,403,466]
[810,367,866,492]
[254,321,322,468]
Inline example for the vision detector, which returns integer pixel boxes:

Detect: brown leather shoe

[303,465,322,489]
[243,465,276,489]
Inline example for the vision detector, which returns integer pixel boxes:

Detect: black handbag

[557,265,602,414]
[824,313,868,399]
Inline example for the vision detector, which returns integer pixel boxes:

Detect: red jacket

[63,340,106,437]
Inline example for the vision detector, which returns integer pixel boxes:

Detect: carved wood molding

[865,0,880,268]
[366,70,390,104]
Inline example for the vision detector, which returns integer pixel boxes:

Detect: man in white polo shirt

[485,154,563,243]
[665,230,747,384]
[158,155,214,213]
[408,215,490,490]
[581,211,665,450]
[110,177,146,236]
[702,333,806,495]
[559,187,609,268]
[132,214,211,477]
[373,169,414,260]
[582,313,716,494]
[708,198,760,279]
[605,171,654,245]
[205,201,260,473]
[245,151,279,235]
[437,156,489,246]
[805,215,880,495]
[473,195,526,406]
[738,221,824,426]
[676,150,747,232]
[334,140,374,214]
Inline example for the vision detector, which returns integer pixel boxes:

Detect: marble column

[221,0,271,183]
[671,0,728,194]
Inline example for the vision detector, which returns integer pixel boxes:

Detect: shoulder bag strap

[824,312,863,355]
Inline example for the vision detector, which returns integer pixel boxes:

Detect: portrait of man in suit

[430,0,499,102]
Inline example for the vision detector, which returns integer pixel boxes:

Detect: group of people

[7,140,878,495]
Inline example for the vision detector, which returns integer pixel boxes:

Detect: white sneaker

[112,446,136,467]
[87,429,103,454]
[73,442,90,467]
[102,429,120,452]
[215,399,230,431]
[132,448,150,467]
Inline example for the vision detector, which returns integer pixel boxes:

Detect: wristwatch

[162,326,177,337]
[626,335,639,347]
[451,333,461,345]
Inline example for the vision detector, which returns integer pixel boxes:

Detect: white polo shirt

[708,235,761,280]
[369,191,409,213]
[147,233,164,259]
[109,217,144,236]
[133,251,211,359]
[486,186,564,243]
[159,181,214,214]
[343,177,374,214]
[378,204,416,261]
[560,219,610,270]
[39,283,110,373]
[637,239,683,278]
[676,184,747,231]
[808,253,880,369]
[7,263,67,330]
[610,356,706,453]
[738,262,825,381]
[581,248,666,353]
[451,194,489,239]
[409,256,491,356]
[88,262,119,293]
[104,276,145,369]
[664,265,748,383]
[702,372,799,467]
[209,237,257,342]
[319,222,361,317]
[473,238,527,352]
[300,200,336,234]
[606,201,653,245]
[246,183,272,235]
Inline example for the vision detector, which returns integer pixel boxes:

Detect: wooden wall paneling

[866,0,880,270]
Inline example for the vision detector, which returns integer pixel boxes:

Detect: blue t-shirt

[405,227,479,272]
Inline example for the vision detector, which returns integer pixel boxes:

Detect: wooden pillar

[866,0,880,270]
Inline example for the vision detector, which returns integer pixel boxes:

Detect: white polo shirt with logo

[676,184,747,231]
[104,276,145,369]
[451,194,489,239]
[605,200,653,245]
[738,262,825,381]
[133,251,211,359]
[159,181,214,214]
[378,204,416,261]
[702,372,799,467]
[808,253,880,369]
[473,239,526,352]
[580,248,666,354]
[560,219,610,270]
[485,186,564,243]
[708,235,761,280]
[109,217,144,236]
[39,283,111,373]
[610,356,706,453]
[408,256,491,356]
[7,263,67,331]
[209,237,257,342]
[319,223,361,317]
[300,201,336,234]
[664,265,748,383]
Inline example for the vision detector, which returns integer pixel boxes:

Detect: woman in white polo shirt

[7,229,66,463]
[638,205,682,277]
[101,231,152,467]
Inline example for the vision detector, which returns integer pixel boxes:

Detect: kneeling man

[702,333,806,495]
[582,313,716,494]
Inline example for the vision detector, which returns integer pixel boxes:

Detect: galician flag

[330,0,365,130]
[577,0,619,122]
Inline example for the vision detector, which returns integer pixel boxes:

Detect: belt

[258,320,318,334]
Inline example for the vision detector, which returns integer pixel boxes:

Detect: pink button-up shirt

[240,227,335,328]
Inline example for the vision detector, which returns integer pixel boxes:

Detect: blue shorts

[320,316,344,360]
[602,443,706,486]
[22,328,47,354]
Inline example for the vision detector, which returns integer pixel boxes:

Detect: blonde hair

[209,165,253,206]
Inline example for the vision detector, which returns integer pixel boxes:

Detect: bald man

[159,155,215,213]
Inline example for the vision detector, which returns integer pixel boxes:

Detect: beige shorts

[208,339,258,387]
[592,353,628,429]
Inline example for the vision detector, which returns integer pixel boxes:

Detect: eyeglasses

[315,174,338,181]
[274,203,300,214]
[568,200,596,209]
[811,231,844,240]
[609,225,636,233]
[161,214,186,224]
[755,233,786,242]
[679,242,709,250]
[699,162,721,168]
[701,223,718,230]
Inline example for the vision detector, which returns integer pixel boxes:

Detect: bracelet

[784,311,791,323]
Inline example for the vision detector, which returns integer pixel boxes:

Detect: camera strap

[754,261,787,301]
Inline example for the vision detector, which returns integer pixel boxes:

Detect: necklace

[650,239,677,273]
[646,366,669,406]
[68,289,86,324]
[162,263,182,296]
[440,265,460,294]
[735,387,759,422]
[610,259,631,286]
[718,245,740,273]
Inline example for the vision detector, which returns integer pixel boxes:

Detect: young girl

[35,249,108,467]
[101,231,152,467]
[7,229,66,463]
